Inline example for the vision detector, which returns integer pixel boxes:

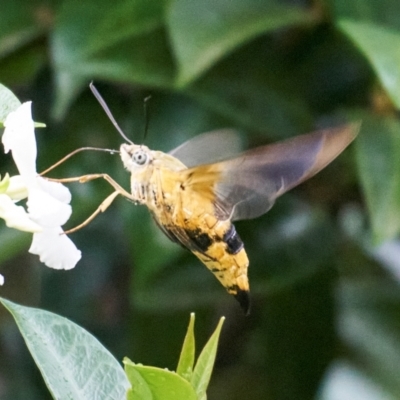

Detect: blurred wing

[169,129,242,167]
[182,124,359,221]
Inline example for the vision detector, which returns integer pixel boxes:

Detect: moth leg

[46,174,134,233]
[64,190,120,234]
[46,173,134,200]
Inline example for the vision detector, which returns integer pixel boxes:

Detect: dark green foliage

[1,0,400,399]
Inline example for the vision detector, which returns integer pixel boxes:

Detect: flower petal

[0,194,42,232]
[2,102,37,183]
[6,175,28,200]
[36,177,71,204]
[27,186,72,227]
[29,227,81,270]
[0,274,4,286]
[0,174,10,194]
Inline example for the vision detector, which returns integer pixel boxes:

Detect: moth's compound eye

[132,150,148,165]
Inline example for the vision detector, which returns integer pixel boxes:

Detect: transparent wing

[182,124,359,221]
[169,129,242,167]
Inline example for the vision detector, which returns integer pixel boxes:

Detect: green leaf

[176,313,196,381]
[0,83,21,121]
[0,0,45,59]
[186,37,314,136]
[124,360,152,400]
[355,113,400,242]
[124,360,198,400]
[168,0,314,86]
[51,0,174,118]
[50,75,87,121]
[0,297,129,400]
[339,19,400,108]
[191,317,225,400]
[338,280,400,396]
[328,0,400,32]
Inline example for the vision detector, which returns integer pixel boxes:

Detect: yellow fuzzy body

[123,147,250,310]
[118,124,358,314]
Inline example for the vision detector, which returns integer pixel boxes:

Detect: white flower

[0,174,40,232]
[2,102,81,272]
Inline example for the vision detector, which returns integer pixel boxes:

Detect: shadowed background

[1,0,400,399]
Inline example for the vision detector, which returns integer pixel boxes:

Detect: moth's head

[120,143,153,172]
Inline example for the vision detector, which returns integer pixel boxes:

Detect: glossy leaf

[176,313,196,381]
[124,361,198,400]
[51,0,174,117]
[0,82,21,121]
[168,0,314,86]
[355,114,400,242]
[0,298,129,400]
[339,20,400,108]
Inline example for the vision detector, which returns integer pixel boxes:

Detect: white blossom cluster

[0,102,81,284]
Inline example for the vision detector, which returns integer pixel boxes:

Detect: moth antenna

[89,82,134,144]
[143,95,152,142]
[40,147,119,176]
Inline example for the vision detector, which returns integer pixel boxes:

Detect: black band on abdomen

[223,224,244,255]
